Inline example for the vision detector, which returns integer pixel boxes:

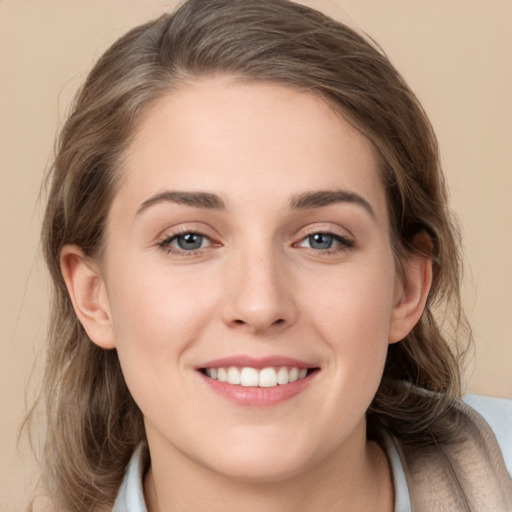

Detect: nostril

[229,315,288,333]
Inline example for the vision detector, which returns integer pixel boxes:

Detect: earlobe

[388,253,432,344]
[60,244,116,349]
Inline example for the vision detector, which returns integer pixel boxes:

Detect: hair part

[32,0,470,509]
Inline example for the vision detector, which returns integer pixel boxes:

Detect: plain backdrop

[1,0,511,509]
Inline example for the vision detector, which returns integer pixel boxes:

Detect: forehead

[116,77,388,221]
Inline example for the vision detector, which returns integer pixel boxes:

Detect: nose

[222,248,297,335]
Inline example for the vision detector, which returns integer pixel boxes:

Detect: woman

[33,0,511,510]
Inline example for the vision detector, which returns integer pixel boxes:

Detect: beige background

[1,0,511,509]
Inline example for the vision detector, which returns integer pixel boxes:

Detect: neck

[144,427,394,512]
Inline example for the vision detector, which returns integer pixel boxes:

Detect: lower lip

[199,371,317,406]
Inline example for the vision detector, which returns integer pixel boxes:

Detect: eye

[159,232,212,253]
[298,232,353,251]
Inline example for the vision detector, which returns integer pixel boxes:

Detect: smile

[197,356,319,406]
[202,366,310,388]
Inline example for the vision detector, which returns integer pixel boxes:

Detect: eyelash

[157,230,215,256]
[295,232,354,255]
[157,230,354,256]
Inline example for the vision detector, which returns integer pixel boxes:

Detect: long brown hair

[33,0,469,509]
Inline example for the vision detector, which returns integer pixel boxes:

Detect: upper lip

[197,355,318,370]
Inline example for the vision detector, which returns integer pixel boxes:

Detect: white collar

[112,443,149,512]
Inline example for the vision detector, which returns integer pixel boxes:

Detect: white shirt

[112,395,512,512]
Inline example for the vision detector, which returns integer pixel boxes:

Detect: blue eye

[175,233,204,250]
[299,232,353,251]
[160,232,210,252]
[307,233,335,250]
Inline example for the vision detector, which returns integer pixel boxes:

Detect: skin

[61,77,431,511]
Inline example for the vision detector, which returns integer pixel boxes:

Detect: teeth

[227,366,241,385]
[259,367,277,387]
[288,367,299,383]
[240,367,259,387]
[217,368,227,382]
[204,366,310,387]
[277,367,289,385]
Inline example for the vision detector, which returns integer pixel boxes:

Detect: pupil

[310,233,332,249]
[178,233,202,250]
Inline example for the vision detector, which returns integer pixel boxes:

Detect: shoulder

[463,394,512,476]
[391,393,512,511]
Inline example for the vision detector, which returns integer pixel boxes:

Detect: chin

[197,434,322,484]
[209,455,312,484]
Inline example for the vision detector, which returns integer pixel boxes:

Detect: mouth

[196,357,319,406]
[200,365,317,388]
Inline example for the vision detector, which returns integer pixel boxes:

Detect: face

[75,78,422,482]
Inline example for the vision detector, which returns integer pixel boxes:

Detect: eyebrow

[136,191,226,215]
[290,190,376,219]
[135,188,375,219]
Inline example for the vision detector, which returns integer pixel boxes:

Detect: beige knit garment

[395,401,512,511]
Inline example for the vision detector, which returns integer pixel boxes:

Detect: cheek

[108,263,216,338]
[305,257,396,394]
[309,262,396,344]
[105,267,219,396]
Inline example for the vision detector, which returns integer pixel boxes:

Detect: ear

[388,250,432,344]
[60,244,116,349]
